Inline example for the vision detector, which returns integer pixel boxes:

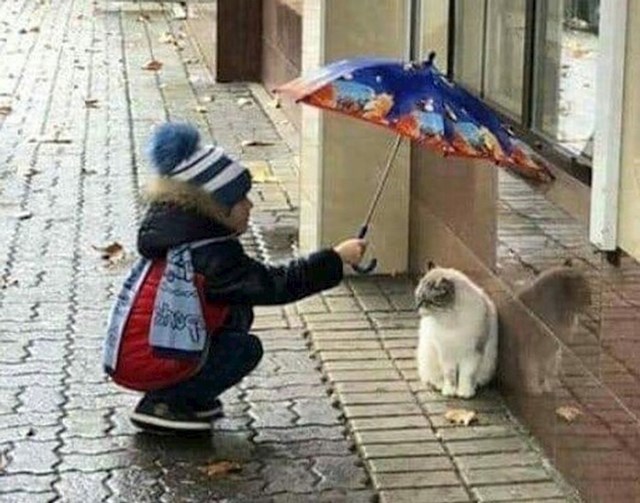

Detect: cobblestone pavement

[0,1,578,502]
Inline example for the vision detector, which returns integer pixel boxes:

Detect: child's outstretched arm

[202,239,366,306]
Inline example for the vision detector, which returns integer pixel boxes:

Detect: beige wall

[618,1,640,261]
[299,0,411,274]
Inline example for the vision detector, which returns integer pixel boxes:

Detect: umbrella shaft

[363,135,403,228]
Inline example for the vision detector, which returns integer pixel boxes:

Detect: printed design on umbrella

[308,79,395,125]
[280,56,553,183]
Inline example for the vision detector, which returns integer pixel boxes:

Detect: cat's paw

[456,385,477,399]
[441,383,456,397]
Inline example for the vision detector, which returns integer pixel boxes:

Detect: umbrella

[277,53,554,273]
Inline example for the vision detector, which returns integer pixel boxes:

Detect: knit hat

[147,122,252,209]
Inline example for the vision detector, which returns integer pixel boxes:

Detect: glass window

[484,0,527,118]
[533,0,599,159]
[452,0,600,164]
[453,0,486,94]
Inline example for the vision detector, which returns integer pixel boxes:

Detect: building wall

[262,0,303,129]
[618,0,640,260]
[298,0,411,274]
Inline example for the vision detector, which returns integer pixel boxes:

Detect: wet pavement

[0,1,579,502]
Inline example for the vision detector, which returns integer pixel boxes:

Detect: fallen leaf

[159,32,177,44]
[236,98,253,108]
[556,405,582,423]
[444,408,478,426]
[198,461,242,477]
[0,277,18,289]
[84,98,99,108]
[0,105,12,115]
[15,165,40,177]
[245,161,277,183]
[93,242,125,262]
[195,106,207,114]
[241,140,275,148]
[142,60,163,71]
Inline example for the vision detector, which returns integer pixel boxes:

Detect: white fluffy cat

[415,265,498,398]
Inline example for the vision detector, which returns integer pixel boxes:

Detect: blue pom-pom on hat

[147,122,252,208]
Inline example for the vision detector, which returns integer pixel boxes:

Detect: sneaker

[130,397,211,433]
[194,398,224,420]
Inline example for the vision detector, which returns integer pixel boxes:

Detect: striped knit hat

[147,122,252,208]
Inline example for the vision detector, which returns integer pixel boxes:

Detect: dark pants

[146,331,263,409]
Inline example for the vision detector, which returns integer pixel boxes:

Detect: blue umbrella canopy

[278,54,553,183]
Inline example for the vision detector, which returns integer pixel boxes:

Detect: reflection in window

[451,0,600,163]
[533,0,599,159]
[453,0,486,94]
[484,0,526,118]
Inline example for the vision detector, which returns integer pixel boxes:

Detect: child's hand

[333,239,367,265]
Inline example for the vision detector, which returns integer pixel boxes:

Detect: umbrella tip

[427,51,437,65]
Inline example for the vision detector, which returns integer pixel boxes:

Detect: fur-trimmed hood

[143,177,232,223]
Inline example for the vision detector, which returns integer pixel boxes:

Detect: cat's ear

[426,260,436,271]
[563,258,573,268]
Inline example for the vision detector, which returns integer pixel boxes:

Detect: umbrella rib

[362,134,404,229]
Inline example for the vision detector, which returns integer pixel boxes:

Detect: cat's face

[415,268,456,310]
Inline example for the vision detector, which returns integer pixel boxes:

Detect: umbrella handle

[351,225,377,275]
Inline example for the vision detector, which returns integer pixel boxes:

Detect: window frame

[447,0,594,186]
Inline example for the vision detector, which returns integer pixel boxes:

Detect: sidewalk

[0,1,578,502]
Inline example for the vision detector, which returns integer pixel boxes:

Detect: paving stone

[446,438,530,455]
[0,492,58,503]
[248,401,296,428]
[328,369,401,383]
[256,439,353,459]
[343,403,423,419]
[308,319,373,331]
[368,456,454,473]
[246,385,327,402]
[254,426,345,443]
[372,470,461,489]
[461,466,552,486]
[54,471,110,502]
[353,428,437,444]
[313,456,369,491]
[312,330,379,341]
[360,442,445,459]
[350,415,429,431]
[272,490,376,502]
[292,398,342,426]
[437,426,518,441]
[4,440,58,475]
[334,381,409,393]
[318,350,388,361]
[313,340,383,351]
[0,473,57,494]
[262,458,316,494]
[355,294,394,312]
[338,391,415,405]
[455,452,540,470]
[472,482,566,501]
[379,487,472,503]
[324,360,394,372]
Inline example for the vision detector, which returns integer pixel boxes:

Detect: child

[124,122,365,433]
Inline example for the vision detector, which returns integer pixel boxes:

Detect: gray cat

[514,262,591,395]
